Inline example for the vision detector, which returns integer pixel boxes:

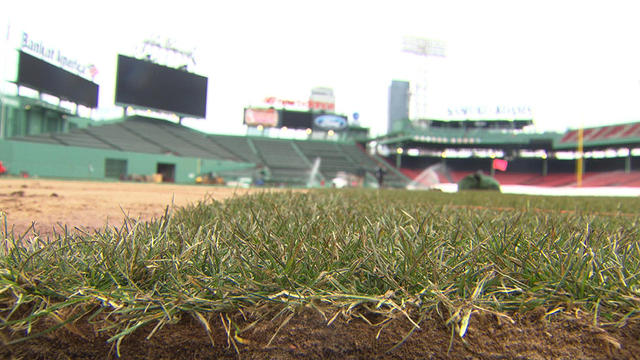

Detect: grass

[1,189,640,353]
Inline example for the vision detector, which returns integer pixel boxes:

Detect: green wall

[1,95,97,139]
[0,139,253,184]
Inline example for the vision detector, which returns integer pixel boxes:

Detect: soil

[0,178,259,238]
[1,178,639,359]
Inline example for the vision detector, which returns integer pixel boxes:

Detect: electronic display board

[17,51,99,108]
[115,54,208,118]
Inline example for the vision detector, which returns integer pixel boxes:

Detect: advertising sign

[308,100,335,111]
[244,108,279,127]
[313,114,348,131]
[19,32,94,78]
[447,105,532,119]
[263,96,335,111]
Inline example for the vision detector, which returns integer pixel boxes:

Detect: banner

[492,159,508,171]
[244,108,279,127]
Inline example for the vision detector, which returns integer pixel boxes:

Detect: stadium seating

[50,131,113,149]
[400,168,420,180]
[84,123,167,154]
[155,121,240,161]
[252,138,309,169]
[294,140,356,179]
[512,173,576,187]
[346,145,410,187]
[250,138,313,184]
[559,122,640,145]
[207,135,262,164]
[576,171,640,187]
[618,173,640,187]
[267,167,313,185]
[119,118,222,158]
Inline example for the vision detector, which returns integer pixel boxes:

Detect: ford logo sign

[314,115,347,130]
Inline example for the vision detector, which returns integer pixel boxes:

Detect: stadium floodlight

[402,36,446,57]
[136,36,197,70]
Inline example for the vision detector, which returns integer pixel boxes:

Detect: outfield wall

[0,139,253,183]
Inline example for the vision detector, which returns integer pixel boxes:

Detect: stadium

[3,44,640,190]
[2,25,640,359]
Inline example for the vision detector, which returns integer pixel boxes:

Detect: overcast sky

[3,0,640,136]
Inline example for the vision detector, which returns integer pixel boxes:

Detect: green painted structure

[0,139,250,183]
[0,95,96,139]
[0,95,254,183]
[382,118,562,148]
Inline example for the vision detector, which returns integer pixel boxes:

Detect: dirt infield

[0,178,258,237]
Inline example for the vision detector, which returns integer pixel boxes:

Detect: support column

[626,150,632,173]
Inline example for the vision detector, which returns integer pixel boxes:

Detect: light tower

[135,36,197,72]
[401,36,446,120]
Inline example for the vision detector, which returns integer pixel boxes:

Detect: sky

[3,0,640,136]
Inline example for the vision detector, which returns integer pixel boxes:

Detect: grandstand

[0,99,401,186]
[557,123,640,149]
[384,118,640,188]
[4,96,640,188]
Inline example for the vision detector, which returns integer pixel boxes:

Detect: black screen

[280,110,313,129]
[17,51,99,108]
[115,55,208,118]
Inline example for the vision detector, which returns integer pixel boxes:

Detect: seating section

[492,173,541,185]
[51,130,114,150]
[524,173,579,187]
[401,168,420,179]
[208,135,262,164]
[84,123,167,153]
[252,138,308,169]
[560,122,640,144]
[119,119,217,158]
[156,122,239,161]
[578,171,640,187]
[268,167,312,185]
[295,141,355,179]
[252,138,311,184]
[294,141,410,187]
[619,174,640,187]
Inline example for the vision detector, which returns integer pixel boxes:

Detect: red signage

[309,100,335,111]
[264,97,334,111]
[244,108,279,127]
